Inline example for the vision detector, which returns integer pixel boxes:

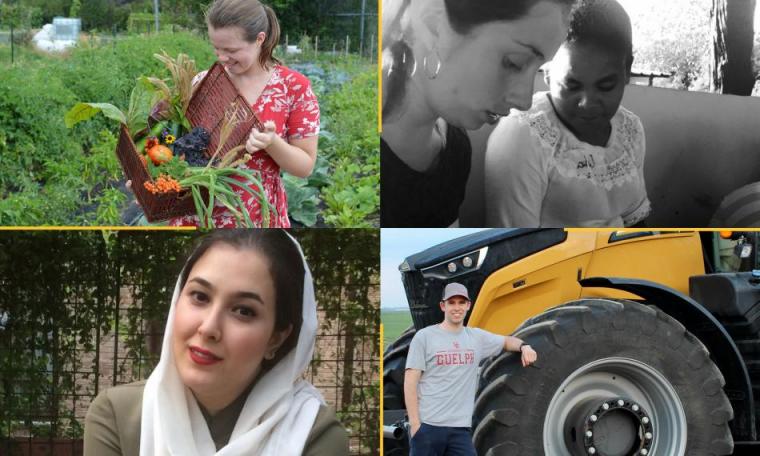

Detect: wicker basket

[115,61,264,223]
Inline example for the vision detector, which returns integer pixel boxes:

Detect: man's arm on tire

[504,335,524,352]
[404,368,423,436]
[504,335,537,367]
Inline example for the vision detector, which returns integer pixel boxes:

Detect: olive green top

[83,381,349,456]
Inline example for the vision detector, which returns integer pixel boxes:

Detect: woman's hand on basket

[246,120,277,153]
[125,180,141,207]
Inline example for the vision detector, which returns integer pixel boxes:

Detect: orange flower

[143,174,183,194]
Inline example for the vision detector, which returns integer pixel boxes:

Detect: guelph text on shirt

[406,325,504,427]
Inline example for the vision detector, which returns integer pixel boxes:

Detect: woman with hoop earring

[381,0,576,227]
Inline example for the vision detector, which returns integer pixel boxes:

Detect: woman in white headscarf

[84,230,349,455]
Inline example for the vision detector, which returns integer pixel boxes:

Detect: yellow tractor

[383,229,760,455]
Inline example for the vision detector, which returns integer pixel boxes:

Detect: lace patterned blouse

[170,65,319,228]
[485,92,650,227]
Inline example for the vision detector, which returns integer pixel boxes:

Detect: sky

[380,228,487,309]
[618,0,760,33]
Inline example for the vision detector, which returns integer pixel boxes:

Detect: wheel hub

[543,357,686,456]
[583,398,654,456]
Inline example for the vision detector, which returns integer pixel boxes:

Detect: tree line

[0,0,377,49]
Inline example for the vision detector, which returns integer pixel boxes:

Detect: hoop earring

[423,47,441,79]
[265,350,276,360]
[403,47,417,77]
[386,43,417,78]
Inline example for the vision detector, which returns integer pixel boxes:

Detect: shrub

[53,31,215,115]
[0,66,80,191]
[319,68,379,227]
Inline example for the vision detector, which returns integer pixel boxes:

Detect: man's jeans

[409,423,476,456]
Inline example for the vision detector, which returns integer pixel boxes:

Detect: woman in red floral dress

[170,0,319,228]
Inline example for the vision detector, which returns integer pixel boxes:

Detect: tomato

[147,144,173,165]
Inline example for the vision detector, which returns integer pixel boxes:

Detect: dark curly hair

[566,0,633,70]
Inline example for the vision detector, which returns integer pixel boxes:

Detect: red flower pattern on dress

[170,65,319,228]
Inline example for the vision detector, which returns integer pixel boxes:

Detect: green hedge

[56,31,215,119]
[320,68,379,227]
[0,66,87,224]
[0,66,79,188]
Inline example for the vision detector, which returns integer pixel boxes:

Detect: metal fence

[0,229,379,455]
[0,0,379,62]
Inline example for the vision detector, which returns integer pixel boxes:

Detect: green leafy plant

[0,32,218,225]
[283,154,330,226]
[284,174,320,226]
[64,52,276,227]
[140,103,276,228]
[318,68,379,227]
[64,79,157,136]
[142,51,196,131]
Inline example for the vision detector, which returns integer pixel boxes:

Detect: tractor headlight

[420,246,489,280]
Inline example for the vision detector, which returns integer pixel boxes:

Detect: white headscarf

[140,233,324,455]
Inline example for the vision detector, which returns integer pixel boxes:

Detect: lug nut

[590,414,598,422]
[602,403,610,410]
[645,432,652,440]
[640,449,648,455]
[586,430,593,438]
[632,404,639,412]
[642,417,650,425]
[588,447,596,454]
[617,399,624,406]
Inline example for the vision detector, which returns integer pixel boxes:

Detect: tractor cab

[701,231,760,274]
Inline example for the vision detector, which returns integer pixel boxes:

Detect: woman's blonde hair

[206,0,282,69]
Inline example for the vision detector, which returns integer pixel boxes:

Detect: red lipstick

[188,346,222,365]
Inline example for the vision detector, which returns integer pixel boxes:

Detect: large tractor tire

[710,182,760,227]
[383,325,416,410]
[384,326,416,456]
[473,299,734,456]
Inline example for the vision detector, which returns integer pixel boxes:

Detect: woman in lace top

[485,0,650,227]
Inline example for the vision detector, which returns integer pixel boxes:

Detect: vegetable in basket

[64,52,275,228]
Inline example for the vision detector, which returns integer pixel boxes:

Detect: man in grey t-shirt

[405,282,538,455]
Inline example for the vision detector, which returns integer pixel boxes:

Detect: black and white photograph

[381,0,760,228]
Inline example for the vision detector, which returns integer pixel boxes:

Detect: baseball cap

[442,282,470,301]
